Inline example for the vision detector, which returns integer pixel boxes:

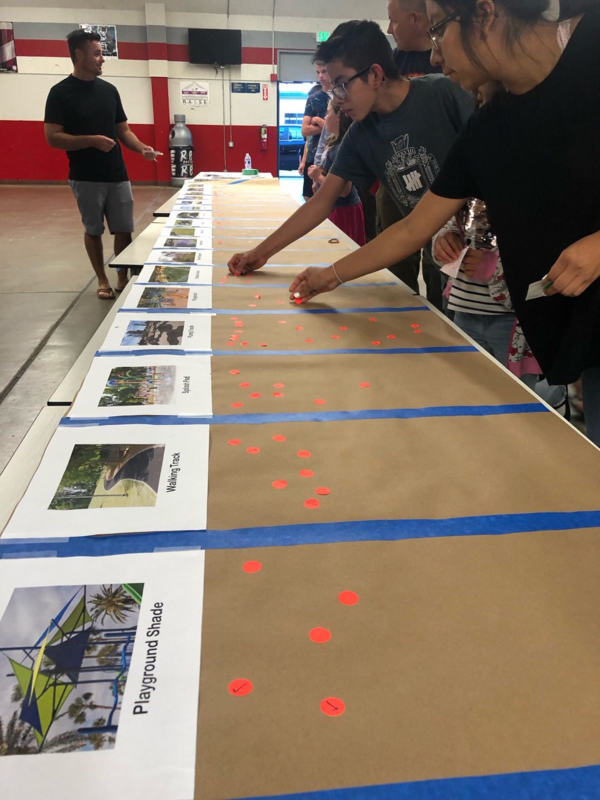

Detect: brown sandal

[97,286,116,300]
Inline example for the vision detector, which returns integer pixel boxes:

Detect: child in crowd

[308,102,366,246]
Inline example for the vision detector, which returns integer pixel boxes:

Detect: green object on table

[242,169,259,176]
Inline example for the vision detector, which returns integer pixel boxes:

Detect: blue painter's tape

[117,307,428,316]
[60,404,546,428]
[241,763,600,800]
[2,511,600,560]
[95,346,476,357]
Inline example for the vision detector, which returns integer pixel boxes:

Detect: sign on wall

[79,24,118,59]
[0,22,17,72]
[180,81,209,108]
[231,82,260,94]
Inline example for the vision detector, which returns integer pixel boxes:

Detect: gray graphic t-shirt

[330,75,476,216]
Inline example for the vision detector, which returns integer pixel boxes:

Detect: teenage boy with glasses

[228,20,475,282]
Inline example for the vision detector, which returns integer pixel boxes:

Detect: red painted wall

[0,121,279,182]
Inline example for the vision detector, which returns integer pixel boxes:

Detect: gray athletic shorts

[69,179,134,236]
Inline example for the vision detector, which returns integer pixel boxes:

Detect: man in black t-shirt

[300,63,332,200]
[44,29,158,299]
[382,0,445,308]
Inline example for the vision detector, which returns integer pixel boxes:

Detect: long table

[2,177,600,800]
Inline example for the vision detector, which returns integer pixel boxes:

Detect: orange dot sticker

[250,393,261,399]
[278,320,287,324]
[305,338,314,343]
[315,487,331,496]
[273,392,285,398]
[339,326,348,331]
[241,341,249,346]
[273,383,285,388]
[277,300,285,304]
[227,439,241,446]
[240,382,250,388]
[295,326,304,330]
[304,498,321,509]
[299,469,314,478]
[272,479,288,490]
[309,627,331,644]
[297,450,311,458]
[229,369,240,375]
[273,435,287,442]
[254,294,261,299]
[229,679,253,697]
[314,399,326,405]
[243,561,262,573]
[226,342,235,347]
[338,590,359,605]
[231,402,243,408]
[246,447,260,455]
[320,697,345,717]
[359,382,371,388]
[249,304,257,308]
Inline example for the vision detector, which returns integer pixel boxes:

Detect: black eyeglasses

[331,65,373,101]
[427,10,460,50]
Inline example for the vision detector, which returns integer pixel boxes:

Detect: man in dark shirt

[380,0,445,308]
[44,29,157,299]
[300,62,332,200]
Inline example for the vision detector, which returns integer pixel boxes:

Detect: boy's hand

[311,116,325,129]
[228,249,268,276]
[462,248,484,278]
[434,231,463,264]
[298,161,306,175]
[544,232,600,297]
[289,266,341,303]
[307,165,322,180]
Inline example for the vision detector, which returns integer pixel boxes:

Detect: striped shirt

[448,270,512,316]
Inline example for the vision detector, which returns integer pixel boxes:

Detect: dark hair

[308,83,322,96]
[66,29,101,64]
[326,103,354,147]
[436,0,599,63]
[312,20,400,80]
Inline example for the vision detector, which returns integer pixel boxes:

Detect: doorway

[278,82,314,179]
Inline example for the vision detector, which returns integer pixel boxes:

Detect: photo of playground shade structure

[0,583,143,755]
[49,445,165,510]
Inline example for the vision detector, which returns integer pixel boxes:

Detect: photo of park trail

[149,266,190,283]
[155,250,196,264]
[99,366,176,407]
[138,287,190,309]
[0,582,144,755]
[122,320,185,347]
[170,227,196,236]
[49,444,165,510]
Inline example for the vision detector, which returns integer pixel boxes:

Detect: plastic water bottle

[169,115,194,188]
[244,153,252,171]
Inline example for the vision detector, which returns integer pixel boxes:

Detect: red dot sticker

[314,399,326,405]
[259,343,268,347]
[411,324,420,329]
[278,320,287,324]
[331,335,340,339]
[229,679,253,697]
[250,393,261,399]
[246,447,260,455]
[230,335,240,341]
[414,330,423,334]
[227,439,241,446]
[371,341,381,345]
[359,382,371,388]
[273,435,287,442]
[305,338,314,343]
[240,382,250,388]
[297,451,311,458]
[243,561,262,573]
[315,487,331,496]
[369,318,378,322]
[230,317,239,321]
[241,341,250,346]
[273,392,285,398]
[304,498,321,509]
[295,298,303,305]
[339,326,348,331]
[229,370,240,375]
[254,294,261,299]
[249,304,257,308]
[231,402,243,408]
[295,326,304,330]
[338,591,359,606]
[320,697,345,717]
[387,334,397,339]
[226,342,235,347]
[273,383,285,388]
[300,469,314,478]
[309,627,331,644]
[272,479,288,490]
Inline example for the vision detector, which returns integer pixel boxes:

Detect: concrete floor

[0,184,176,473]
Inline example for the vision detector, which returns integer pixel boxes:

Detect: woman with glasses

[290,0,600,446]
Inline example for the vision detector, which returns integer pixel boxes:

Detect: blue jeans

[582,365,600,447]
[454,312,516,364]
